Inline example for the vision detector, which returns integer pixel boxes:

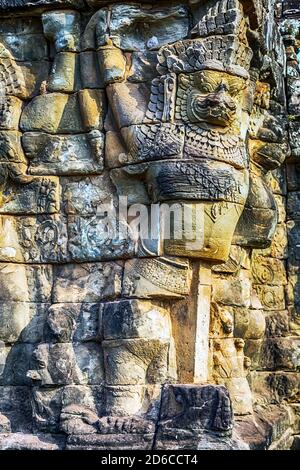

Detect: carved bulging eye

[200,84,213,93]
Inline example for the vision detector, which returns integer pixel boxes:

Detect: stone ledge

[0,433,66,450]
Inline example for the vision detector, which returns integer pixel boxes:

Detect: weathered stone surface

[212,271,251,308]
[66,433,154,450]
[265,167,287,195]
[0,386,31,432]
[53,262,122,303]
[80,51,104,89]
[127,51,158,83]
[0,302,48,343]
[251,256,287,286]
[108,4,189,51]
[45,303,100,343]
[27,342,104,386]
[234,308,266,340]
[0,177,60,215]
[42,11,80,53]
[0,433,65,450]
[250,371,300,404]
[61,174,115,215]
[0,18,48,67]
[122,257,192,299]
[156,384,235,449]
[258,337,300,371]
[0,0,297,451]
[23,131,104,176]
[0,1,84,9]
[100,300,172,342]
[252,285,286,311]
[0,215,68,263]
[264,311,290,337]
[106,82,150,129]
[287,162,300,191]
[0,97,23,130]
[145,161,249,204]
[47,52,80,93]
[68,215,135,263]
[234,175,278,248]
[20,93,84,134]
[0,264,53,302]
[0,413,11,433]
[98,46,126,86]
[0,131,26,163]
[1,343,34,385]
[31,384,103,434]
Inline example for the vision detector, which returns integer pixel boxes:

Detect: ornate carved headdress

[157,0,253,78]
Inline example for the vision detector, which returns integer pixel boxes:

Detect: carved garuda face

[176,70,247,130]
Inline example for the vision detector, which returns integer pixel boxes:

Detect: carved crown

[157,0,253,78]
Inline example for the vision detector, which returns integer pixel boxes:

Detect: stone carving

[0,0,298,452]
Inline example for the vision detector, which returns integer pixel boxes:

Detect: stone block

[265,311,290,337]
[106,82,150,128]
[287,162,300,190]
[42,10,80,53]
[97,46,126,85]
[122,257,192,299]
[23,131,104,176]
[0,386,32,432]
[66,433,154,450]
[19,60,51,99]
[156,384,233,449]
[145,161,248,204]
[0,97,23,131]
[80,51,104,89]
[27,342,104,386]
[234,308,265,340]
[20,92,84,134]
[287,78,300,115]
[31,384,103,434]
[68,215,135,263]
[287,191,300,220]
[251,256,287,285]
[45,303,100,343]
[109,4,189,51]
[101,300,172,341]
[127,51,158,83]
[1,32,47,62]
[104,384,161,419]
[1,343,35,385]
[259,337,300,371]
[53,262,123,303]
[61,174,115,216]
[265,167,287,195]
[0,433,66,450]
[119,124,185,165]
[78,89,106,131]
[0,264,53,302]
[31,386,63,433]
[252,285,286,311]
[0,215,69,263]
[0,177,60,215]
[212,271,251,307]
[0,302,48,343]
[273,195,286,223]
[47,52,80,93]
[0,131,26,163]
[103,338,170,385]
[250,371,300,404]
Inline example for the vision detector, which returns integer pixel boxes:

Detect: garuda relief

[0,0,299,451]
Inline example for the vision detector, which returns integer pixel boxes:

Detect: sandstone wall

[0,0,299,450]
